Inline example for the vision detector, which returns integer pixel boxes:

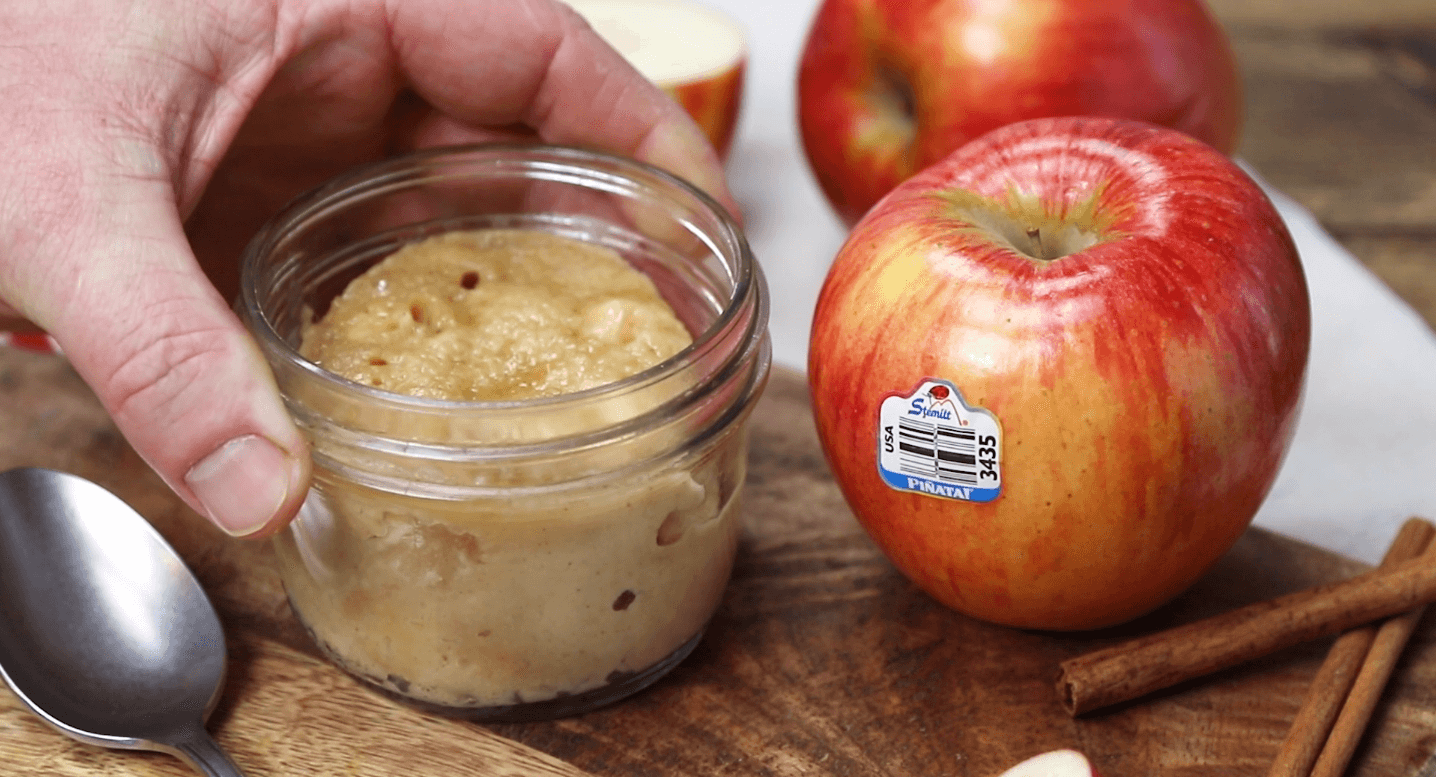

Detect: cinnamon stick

[1309,541,1436,776]
[1266,518,1434,777]
[1058,538,1436,716]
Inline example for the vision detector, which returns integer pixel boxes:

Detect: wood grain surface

[3,351,1436,777]
[1213,0,1436,329]
[2,3,1435,776]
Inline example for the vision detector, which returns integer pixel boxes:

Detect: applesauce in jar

[239,145,770,721]
[298,229,694,401]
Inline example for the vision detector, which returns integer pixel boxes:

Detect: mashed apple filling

[276,229,744,711]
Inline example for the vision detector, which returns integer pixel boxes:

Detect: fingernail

[185,435,297,537]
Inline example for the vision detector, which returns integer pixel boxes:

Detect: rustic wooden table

[1211,0,1436,327]
[1,2,1434,777]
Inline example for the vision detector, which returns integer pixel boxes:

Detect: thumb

[15,180,310,539]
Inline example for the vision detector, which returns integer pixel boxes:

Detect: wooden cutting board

[2,349,1434,777]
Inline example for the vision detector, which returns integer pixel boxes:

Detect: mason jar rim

[238,142,765,424]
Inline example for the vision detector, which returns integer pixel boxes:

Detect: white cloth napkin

[711,0,1436,565]
[1250,182,1436,565]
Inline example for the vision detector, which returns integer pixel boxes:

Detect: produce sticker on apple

[878,379,1001,503]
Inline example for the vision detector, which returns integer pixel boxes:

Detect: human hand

[0,0,733,538]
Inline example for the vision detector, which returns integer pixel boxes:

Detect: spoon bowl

[0,467,243,776]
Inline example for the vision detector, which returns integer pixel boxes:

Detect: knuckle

[99,310,242,431]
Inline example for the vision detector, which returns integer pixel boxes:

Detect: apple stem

[1026,227,1048,261]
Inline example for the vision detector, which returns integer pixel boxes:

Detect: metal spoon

[0,467,244,776]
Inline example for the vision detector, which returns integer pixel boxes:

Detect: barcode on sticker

[896,417,979,484]
[877,379,1001,503]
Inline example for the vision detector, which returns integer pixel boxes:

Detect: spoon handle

[169,727,246,777]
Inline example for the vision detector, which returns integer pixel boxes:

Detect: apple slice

[997,750,1100,777]
[567,0,746,159]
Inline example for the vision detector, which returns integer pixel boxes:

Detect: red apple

[568,0,747,159]
[997,750,1101,777]
[807,117,1309,631]
[797,0,1243,225]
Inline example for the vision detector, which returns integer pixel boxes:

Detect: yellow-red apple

[568,0,746,159]
[808,117,1309,631]
[797,0,1243,225]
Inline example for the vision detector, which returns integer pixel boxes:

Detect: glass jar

[238,145,769,721]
